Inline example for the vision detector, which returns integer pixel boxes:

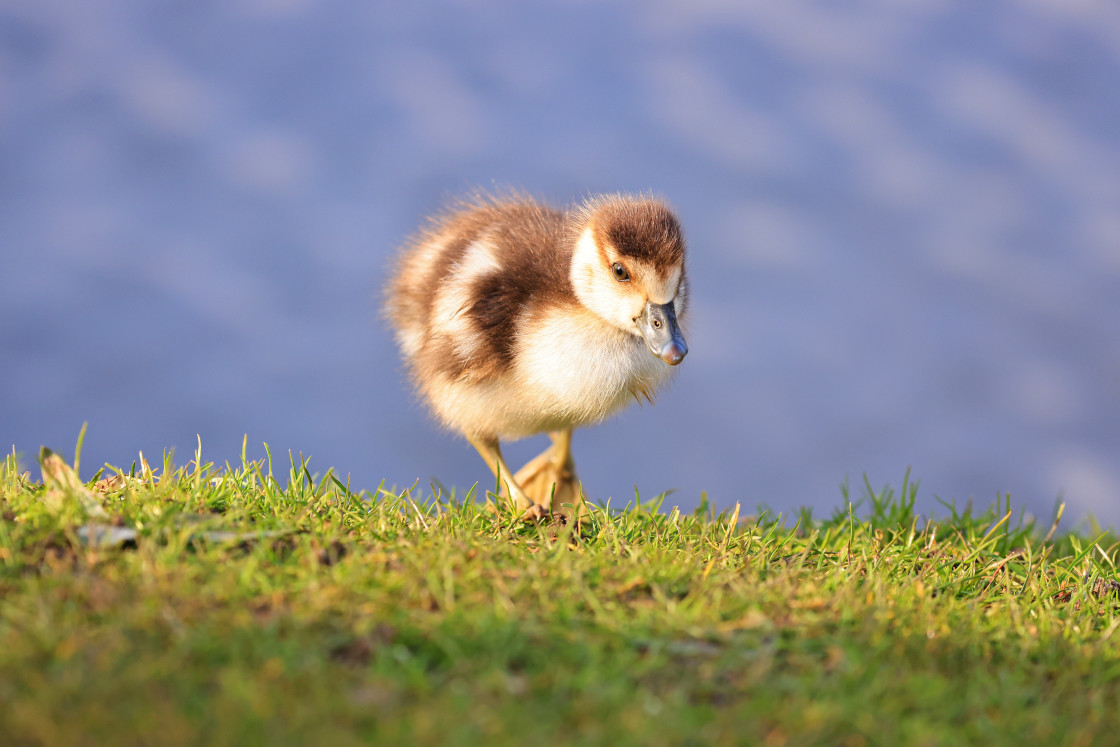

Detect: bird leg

[466,435,549,521]
[513,429,585,519]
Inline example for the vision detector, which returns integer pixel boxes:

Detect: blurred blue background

[3,1,1119,525]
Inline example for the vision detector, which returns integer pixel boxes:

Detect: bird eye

[611,262,630,282]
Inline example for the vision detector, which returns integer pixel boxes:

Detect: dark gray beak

[636,300,687,366]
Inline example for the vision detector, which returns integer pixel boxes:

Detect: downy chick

[385,192,688,519]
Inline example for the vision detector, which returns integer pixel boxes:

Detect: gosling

[385,192,688,519]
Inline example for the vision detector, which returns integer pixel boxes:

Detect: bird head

[570,196,689,366]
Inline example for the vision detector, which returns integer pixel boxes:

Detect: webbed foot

[514,429,585,520]
[519,503,551,522]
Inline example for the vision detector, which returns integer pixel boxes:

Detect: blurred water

[2,0,1119,525]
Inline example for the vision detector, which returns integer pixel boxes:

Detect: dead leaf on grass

[76,524,140,548]
[92,472,149,494]
[39,447,109,519]
[192,528,295,546]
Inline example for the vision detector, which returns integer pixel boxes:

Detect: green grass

[2,437,1120,746]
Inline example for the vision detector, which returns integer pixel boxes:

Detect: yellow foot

[514,430,585,520]
[519,504,551,523]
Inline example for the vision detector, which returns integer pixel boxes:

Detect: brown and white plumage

[385,192,688,518]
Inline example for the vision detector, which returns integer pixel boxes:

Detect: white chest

[513,306,673,427]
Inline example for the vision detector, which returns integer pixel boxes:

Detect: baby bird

[385,192,688,519]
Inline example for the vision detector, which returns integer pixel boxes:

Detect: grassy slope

[2,445,1119,746]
